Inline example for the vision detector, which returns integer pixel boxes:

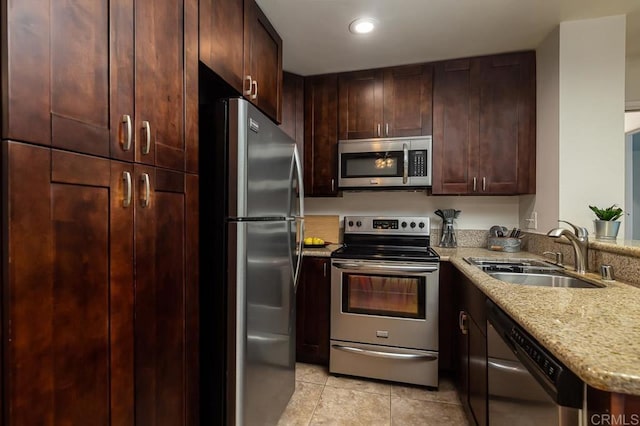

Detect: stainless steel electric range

[330,216,440,387]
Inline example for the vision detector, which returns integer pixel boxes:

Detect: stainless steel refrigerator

[200,98,304,425]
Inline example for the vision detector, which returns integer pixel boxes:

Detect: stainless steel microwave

[338,136,432,189]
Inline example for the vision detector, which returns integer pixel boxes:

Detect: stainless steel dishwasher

[486,300,583,426]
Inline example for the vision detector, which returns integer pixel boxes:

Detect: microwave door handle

[403,143,409,184]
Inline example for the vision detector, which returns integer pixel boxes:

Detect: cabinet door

[134,166,198,426]
[281,72,305,153]
[244,0,283,122]
[304,74,339,196]
[338,70,384,140]
[199,0,244,93]
[477,52,535,194]
[296,257,331,365]
[383,64,433,137]
[432,59,480,194]
[2,0,134,161]
[135,0,186,170]
[3,142,134,425]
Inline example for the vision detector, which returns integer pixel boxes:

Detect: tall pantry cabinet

[1,0,199,424]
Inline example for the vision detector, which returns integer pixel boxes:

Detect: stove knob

[410,222,416,228]
[348,221,354,227]
[356,221,362,227]
[401,221,407,228]
[419,222,425,229]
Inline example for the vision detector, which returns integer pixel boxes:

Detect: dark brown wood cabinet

[338,64,432,140]
[243,0,283,123]
[1,141,199,425]
[296,257,331,365]
[280,72,305,154]
[304,74,339,196]
[199,0,244,92]
[432,52,535,195]
[2,0,198,173]
[455,270,488,426]
[199,0,283,123]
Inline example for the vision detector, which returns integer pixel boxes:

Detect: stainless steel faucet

[546,220,589,274]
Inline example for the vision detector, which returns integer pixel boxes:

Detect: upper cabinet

[432,51,535,195]
[338,64,433,140]
[199,0,244,92]
[199,0,283,123]
[304,74,339,196]
[243,0,283,123]
[280,72,305,154]
[2,0,197,173]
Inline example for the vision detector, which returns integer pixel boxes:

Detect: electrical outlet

[524,211,538,230]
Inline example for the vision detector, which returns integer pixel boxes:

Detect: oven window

[341,152,403,178]
[342,273,425,319]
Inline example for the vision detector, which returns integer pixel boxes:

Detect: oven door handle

[332,262,438,273]
[332,344,437,361]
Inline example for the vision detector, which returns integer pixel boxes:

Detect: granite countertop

[435,247,640,395]
[301,244,342,258]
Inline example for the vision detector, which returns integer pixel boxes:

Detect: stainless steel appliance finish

[487,300,582,426]
[338,136,432,189]
[330,216,439,387]
[203,98,304,426]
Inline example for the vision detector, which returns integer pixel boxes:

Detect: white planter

[593,220,620,240]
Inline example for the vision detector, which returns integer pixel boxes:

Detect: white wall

[626,111,640,133]
[558,16,626,235]
[306,192,520,229]
[522,27,560,233]
[626,55,640,108]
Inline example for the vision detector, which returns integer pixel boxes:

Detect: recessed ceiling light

[349,18,376,34]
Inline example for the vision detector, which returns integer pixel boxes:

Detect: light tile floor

[277,363,470,426]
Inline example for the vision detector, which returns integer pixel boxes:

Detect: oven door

[330,259,439,351]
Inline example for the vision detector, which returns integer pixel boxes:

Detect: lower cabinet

[1,141,198,425]
[455,269,488,426]
[296,256,331,365]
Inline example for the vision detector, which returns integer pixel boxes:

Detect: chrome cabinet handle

[459,311,468,334]
[141,121,151,155]
[323,262,327,277]
[121,114,132,151]
[122,171,132,207]
[377,123,381,137]
[482,177,486,191]
[403,143,409,184]
[385,123,389,136]
[245,75,253,96]
[331,178,335,192]
[472,177,477,192]
[140,173,150,208]
[251,80,258,100]
[332,344,437,361]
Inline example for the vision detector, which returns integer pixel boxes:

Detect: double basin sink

[464,257,603,289]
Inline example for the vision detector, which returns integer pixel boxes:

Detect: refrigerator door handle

[290,145,305,290]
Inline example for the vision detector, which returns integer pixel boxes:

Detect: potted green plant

[589,204,623,240]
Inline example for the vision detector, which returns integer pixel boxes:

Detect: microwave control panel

[409,150,427,176]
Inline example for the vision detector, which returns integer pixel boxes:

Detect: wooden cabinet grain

[432,52,535,195]
[2,0,198,173]
[304,74,339,196]
[296,257,331,365]
[243,0,283,122]
[1,141,198,425]
[338,64,432,140]
[280,72,305,155]
[455,270,488,426]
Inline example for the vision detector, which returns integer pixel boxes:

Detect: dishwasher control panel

[510,327,561,382]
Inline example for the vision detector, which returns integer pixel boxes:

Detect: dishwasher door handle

[332,344,437,361]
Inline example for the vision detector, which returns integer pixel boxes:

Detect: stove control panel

[344,216,430,235]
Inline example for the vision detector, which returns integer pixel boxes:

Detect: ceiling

[256,0,640,76]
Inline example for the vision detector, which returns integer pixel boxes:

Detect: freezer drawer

[329,340,438,387]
